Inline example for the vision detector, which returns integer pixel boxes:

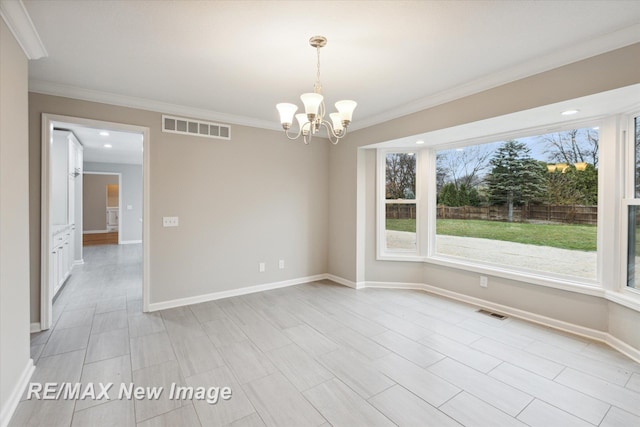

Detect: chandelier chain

[315,46,322,93]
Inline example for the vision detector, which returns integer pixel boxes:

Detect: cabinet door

[65,237,72,277]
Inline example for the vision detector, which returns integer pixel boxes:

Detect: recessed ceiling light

[415,140,425,145]
[592,126,600,130]
[99,131,109,136]
[561,109,579,116]
[104,144,112,148]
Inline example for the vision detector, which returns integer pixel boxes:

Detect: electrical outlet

[163,216,179,227]
[279,259,285,269]
[259,262,266,272]
[480,275,488,288]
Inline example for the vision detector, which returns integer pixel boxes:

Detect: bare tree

[437,145,493,190]
[542,129,598,168]
[386,153,416,199]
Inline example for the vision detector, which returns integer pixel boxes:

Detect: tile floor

[12,244,640,426]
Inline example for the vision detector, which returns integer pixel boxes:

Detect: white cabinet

[49,130,83,297]
[51,225,73,296]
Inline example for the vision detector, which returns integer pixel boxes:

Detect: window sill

[378,253,425,262]
[605,289,640,312]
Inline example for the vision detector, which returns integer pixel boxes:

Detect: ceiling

[21,1,640,133]
[54,122,143,165]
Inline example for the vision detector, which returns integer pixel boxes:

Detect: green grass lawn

[386,218,597,251]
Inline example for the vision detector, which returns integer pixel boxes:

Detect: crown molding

[28,80,282,131]
[351,23,640,131]
[0,0,47,59]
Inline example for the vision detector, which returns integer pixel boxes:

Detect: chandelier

[276,36,357,145]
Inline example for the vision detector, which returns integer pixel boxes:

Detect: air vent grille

[477,309,507,320]
[162,115,231,140]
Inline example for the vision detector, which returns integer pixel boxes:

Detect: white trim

[30,322,41,333]
[0,0,47,59]
[29,80,281,132]
[0,358,35,427]
[120,240,142,245]
[325,274,364,290]
[377,148,421,258]
[148,274,328,311]
[83,229,109,234]
[604,334,640,366]
[605,290,640,313]
[365,280,640,363]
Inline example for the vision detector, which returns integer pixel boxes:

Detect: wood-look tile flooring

[16,244,640,426]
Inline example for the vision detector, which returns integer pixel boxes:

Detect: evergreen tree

[438,183,458,206]
[486,140,546,221]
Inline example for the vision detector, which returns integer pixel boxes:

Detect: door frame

[41,113,151,330]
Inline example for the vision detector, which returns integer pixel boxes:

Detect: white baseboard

[30,322,41,333]
[325,274,364,289]
[73,259,84,266]
[0,358,35,427]
[120,240,142,245]
[83,230,109,234]
[147,274,328,312]
[365,280,640,364]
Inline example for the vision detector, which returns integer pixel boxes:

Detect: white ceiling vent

[162,115,230,140]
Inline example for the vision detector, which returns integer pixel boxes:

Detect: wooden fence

[386,204,417,220]
[434,204,597,225]
[386,204,597,224]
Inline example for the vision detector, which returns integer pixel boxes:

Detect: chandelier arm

[284,127,303,141]
[320,121,342,145]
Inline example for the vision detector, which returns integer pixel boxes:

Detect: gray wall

[28,93,329,320]
[84,163,143,242]
[0,18,31,421]
[329,43,640,348]
[82,173,118,231]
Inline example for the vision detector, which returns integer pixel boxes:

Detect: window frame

[622,111,640,298]
[377,149,425,261]
[377,118,612,296]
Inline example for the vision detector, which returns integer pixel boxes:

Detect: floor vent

[477,309,507,320]
[162,114,231,140]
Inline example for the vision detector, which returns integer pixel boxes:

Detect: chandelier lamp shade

[276,36,357,145]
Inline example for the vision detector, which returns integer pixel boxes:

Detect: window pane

[386,153,416,199]
[436,128,598,280]
[628,206,639,288]
[386,203,416,251]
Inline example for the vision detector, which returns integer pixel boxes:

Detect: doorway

[40,114,150,330]
[83,172,121,246]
